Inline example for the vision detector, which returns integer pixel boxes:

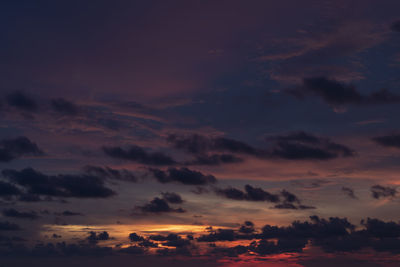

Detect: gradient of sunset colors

[1,1,400,266]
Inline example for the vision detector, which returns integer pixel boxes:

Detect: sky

[1,1,400,266]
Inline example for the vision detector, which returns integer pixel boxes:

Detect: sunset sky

[1,1,400,266]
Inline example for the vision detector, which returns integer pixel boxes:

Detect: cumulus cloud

[370,185,397,199]
[0,136,44,162]
[169,132,354,161]
[342,186,357,199]
[1,168,115,198]
[2,209,38,220]
[51,98,79,116]
[137,197,185,213]
[5,91,38,112]
[83,165,137,183]
[391,20,400,32]
[148,167,217,185]
[103,145,176,165]
[161,192,184,204]
[287,77,400,107]
[267,131,354,160]
[372,134,400,148]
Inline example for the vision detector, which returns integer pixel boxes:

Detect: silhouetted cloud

[2,209,38,220]
[103,145,176,165]
[161,192,184,204]
[0,181,21,197]
[0,136,44,162]
[2,168,115,198]
[186,154,243,166]
[239,221,255,234]
[342,186,357,199]
[137,197,185,213]
[51,98,79,116]
[167,134,262,156]
[149,167,217,185]
[370,185,397,199]
[128,233,145,242]
[83,165,137,182]
[267,131,354,160]
[215,184,280,202]
[391,20,400,32]
[372,134,400,148]
[0,221,21,231]
[5,91,37,112]
[287,77,400,107]
[87,231,110,244]
[59,210,83,216]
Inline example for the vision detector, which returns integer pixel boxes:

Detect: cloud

[59,210,83,216]
[391,20,400,32]
[2,168,115,198]
[148,167,217,185]
[372,134,400,148]
[83,165,137,183]
[103,145,176,165]
[2,208,38,220]
[0,221,21,231]
[215,184,280,203]
[287,77,400,107]
[161,192,184,204]
[267,131,354,160]
[137,197,185,213]
[370,185,397,199]
[128,233,145,242]
[167,134,262,156]
[0,181,21,197]
[273,203,315,210]
[0,136,44,162]
[342,187,357,199]
[186,154,243,166]
[169,132,354,161]
[5,91,37,112]
[87,231,110,244]
[51,98,79,116]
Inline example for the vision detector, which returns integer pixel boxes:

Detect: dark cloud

[0,181,21,197]
[287,77,400,107]
[149,167,217,185]
[273,203,316,210]
[361,218,400,238]
[0,136,44,162]
[87,231,110,244]
[391,20,400,32]
[372,134,400,148]
[187,154,243,166]
[18,194,41,202]
[161,192,184,204]
[260,216,355,239]
[342,187,357,199]
[167,134,262,156]
[0,221,21,231]
[2,209,38,220]
[128,233,145,242]
[51,98,79,116]
[2,168,115,198]
[103,145,176,166]
[267,131,354,160]
[59,210,83,216]
[239,221,255,234]
[83,165,137,183]
[215,184,280,203]
[370,185,397,199]
[137,197,185,213]
[5,91,37,112]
